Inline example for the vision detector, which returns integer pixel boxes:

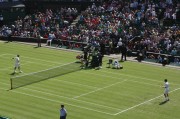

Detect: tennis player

[162,79,169,101]
[12,54,22,73]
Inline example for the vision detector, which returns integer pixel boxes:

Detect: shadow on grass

[159,100,168,105]
[4,41,13,43]
[34,46,41,48]
[4,41,9,43]
[10,72,15,75]
[10,72,22,76]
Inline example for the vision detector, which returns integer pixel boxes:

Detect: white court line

[0,87,7,91]
[11,61,78,78]
[82,71,160,87]
[21,55,62,64]
[2,53,62,64]
[4,53,179,86]
[8,57,161,88]
[73,79,128,99]
[0,54,61,71]
[2,81,179,116]
[27,61,62,67]
[99,70,163,83]
[11,91,115,115]
[114,87,180,115]
[1,81,180,116]
[9,59,95,89]
[1,54,179,114]
[99,70,180,86]
[53,79,98,89]
[0,61,32,71]
[0,82,113,115]
[23,87,121,111]
[83,71,180,87]
[0,54,11,57]
[2,53,179,86]
[0,81,120,111]
[11,59,161,88]
[128,80,160,87]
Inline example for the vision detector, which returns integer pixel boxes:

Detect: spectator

[0,14,3,27]
[0,0,180,64]
[121,44,127,61]
[36,32,42,47]
[47,31,56,46]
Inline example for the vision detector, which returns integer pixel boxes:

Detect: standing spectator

[121,44,127,61]
[37,32,42,47]
[162,55,169,66]
[98,52,103,69]
[7,28,12,42]
[60,105,67,119]
[0,14,3,27]
[117,38,123,54]
[172,13,176,22]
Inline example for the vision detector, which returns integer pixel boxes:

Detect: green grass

[0,41,180,119]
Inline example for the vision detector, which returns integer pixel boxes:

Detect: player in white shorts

[162,79,169,101]
[13,55,22,73]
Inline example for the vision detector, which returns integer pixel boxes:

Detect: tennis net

[10,61,82,89]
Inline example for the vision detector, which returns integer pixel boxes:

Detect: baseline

[82,71,160,87]
[0,61,32,71]
[114,87,180,115]
[83,71,180,87]
[0,54,12,57]
[0,82,117,115]
[0,81,121,112]
[2,53,62,64]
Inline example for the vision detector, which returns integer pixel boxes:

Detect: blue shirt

[60,108,67,117]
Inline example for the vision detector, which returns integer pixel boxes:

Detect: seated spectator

[47,31,56,46]
[171,48,177,56]
[162,56,169,66]
[157,55,163,63]
[0,14,3,27]
[174,57,179,64]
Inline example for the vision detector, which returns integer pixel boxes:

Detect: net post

[10,78,12,90]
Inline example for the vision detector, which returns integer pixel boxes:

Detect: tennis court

[0,42,180,119]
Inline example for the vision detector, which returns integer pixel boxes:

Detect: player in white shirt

[162,79,169,101]
[13,55,22,73]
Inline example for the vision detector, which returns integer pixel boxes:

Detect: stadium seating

[0,0,180,65]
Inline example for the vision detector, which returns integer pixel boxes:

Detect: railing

[0,35,87,50]
[146,51,180,63]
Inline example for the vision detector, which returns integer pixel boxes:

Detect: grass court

[0,41,180,119]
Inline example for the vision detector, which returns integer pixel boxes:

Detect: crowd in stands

[0,7,78,39]
[77,0,180,64]
[77,0,180,63]
[0,0,180,64]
